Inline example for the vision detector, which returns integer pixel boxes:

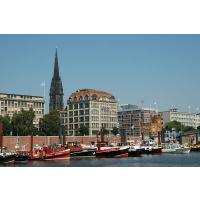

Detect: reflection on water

[1,152,200,167]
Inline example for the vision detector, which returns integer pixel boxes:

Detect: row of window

[0,101,43,108]
[68,103,89,110]
[68,110,90,116]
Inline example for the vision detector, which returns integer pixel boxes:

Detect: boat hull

[96,147,129,158]
[71,149,96,157]
[191,147,200,152]
[162,148,191,154]
[0,155,15,164]
[141,147,162,155]
[128,149,143,157]
[44,150,70,160]
[15,155,29,162]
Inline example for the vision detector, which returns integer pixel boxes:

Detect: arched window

[79,96,83,101]
[74,96,77,102]
[85,95,89,101]
[91,94,97,101]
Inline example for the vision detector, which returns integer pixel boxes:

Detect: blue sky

[0,34,200,113]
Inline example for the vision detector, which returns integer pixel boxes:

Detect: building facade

[49,48,64,112]
[0,93,45,128]
[61,89,118,136]
[118,104,163,140]
[160,108,200,129]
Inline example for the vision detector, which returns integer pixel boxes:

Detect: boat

[96,146,129,158]
[0,152,16,164]
[128,145,143,157]
[29,145,43,160]
[143,146,162,154]
[140,139,162,155]
[15,151,30,162]
[162,143,191,154]
[42,144,70,160]
[70,149,96,157]
[191,145,200,152]
[67,142,96,157]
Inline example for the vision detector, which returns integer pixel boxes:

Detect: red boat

[42,145,70,160]
[96,146,129,158]
[29,145,70,161]
[67,142,96,157]
[29,145,43,161]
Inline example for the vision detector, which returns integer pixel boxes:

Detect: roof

[68,89,116,102]
[0,92,44,99]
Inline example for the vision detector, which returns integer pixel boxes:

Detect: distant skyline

[0,34,200,113]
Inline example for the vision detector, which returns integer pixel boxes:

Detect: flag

[41,81,45,87]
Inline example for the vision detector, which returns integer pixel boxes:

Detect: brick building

[118,104,163,142]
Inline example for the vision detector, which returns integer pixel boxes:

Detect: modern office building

[160,108,200,129]
[118,104,163,140]
[0,93,45,128]
[49,48,64,112]
[61,89,118,136]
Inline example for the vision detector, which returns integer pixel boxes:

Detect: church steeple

[49,48,64,112]
[54,48,59,78]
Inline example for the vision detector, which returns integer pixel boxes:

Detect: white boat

[162,143,191,154]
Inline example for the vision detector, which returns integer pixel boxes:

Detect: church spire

[49,48,64,112]
[54,48,59,78]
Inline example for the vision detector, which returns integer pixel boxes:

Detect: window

[69,111,73,116]
[74,104,78,109]
[91,94,97,101]
[85,110,89,115]
[79,103,84,109]
[80,110,84,115]
[69,104,73,110]
[85,95,89,101]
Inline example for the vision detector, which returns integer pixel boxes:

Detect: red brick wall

[2,135,140,151]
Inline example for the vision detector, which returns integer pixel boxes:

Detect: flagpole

[44,81,46,114]
[41,81,46,114]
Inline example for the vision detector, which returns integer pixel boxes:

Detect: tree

[39,111,60,136]
[165,120,195,133]
[197,126,200,130]
[0,115,12,135]
[184,126,195,132]
[165,121,183,132]
[111,127,119,136]
[11,108,35,136]
[77,125,89,136]
[101,127,109,135]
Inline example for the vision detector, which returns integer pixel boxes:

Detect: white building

[0,93,45,128]
[60,89,118,136]
[160,108,200,129]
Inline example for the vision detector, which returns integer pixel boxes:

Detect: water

[1,152,200,167]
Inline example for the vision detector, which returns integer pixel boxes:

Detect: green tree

[11,108,35,136]
[39,111,60,136]
[111,127,119,136]
[165,120,196,133]
[0,115,12,135]
[77,125,89,136]
[165,121,184,132]
[101,127,109,135]
[184,126,195,132]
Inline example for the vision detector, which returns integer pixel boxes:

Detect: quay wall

[1,136,141,151]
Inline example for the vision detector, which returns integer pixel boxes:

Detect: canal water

[1,152,200,167]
